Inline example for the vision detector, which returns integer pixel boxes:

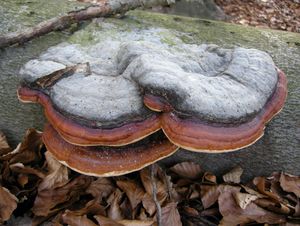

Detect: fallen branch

[0,0,175,48]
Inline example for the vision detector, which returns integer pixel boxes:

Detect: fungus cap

[18,40,287,152]
[18,44,162,146]
[133,44,287,152]
[42,124,178,177]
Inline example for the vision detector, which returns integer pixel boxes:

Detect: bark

[0,0,175,48]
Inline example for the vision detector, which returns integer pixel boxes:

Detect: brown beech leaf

[222,166,243,183]
[218,187,286,225]
[62,210,98,226]
[241,185,267,198]
[200,185,220,209]
[107,188,124,221]
[157,167,180,202]
[140,166,168,204]
[294,200,300,217]
[0,131,11,156]
[119,198,132,220]
[0,144,21,162]
[161,202,182,226]
[38,152,68,191]
[170,162,202,180]
[142,193,156,216]
[202,171,217,184]
[0,186,18,223]
[0,161,12,183]
[137,208,151,221]
[9,163,46,179]
[33,175,92,216]
[118,219,154,226]
[9,129,43,164]
[200,184,240,210]
[253,176,283,202]
[254,198,291,215]
[117,180,145,210]
[69,199,106,217]
[94,215,124,226]
[233,192,258,209]
[86,177,115,199]
[279,173,300,198]
[189,184,200,199]
[140,168,153,195]
[286,222,300,226]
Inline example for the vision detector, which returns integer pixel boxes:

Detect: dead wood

[0,0,175,48]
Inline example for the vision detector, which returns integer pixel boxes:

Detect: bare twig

[0,0,175,48]
[150,164,162,226]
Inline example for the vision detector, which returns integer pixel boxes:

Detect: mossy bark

[0,2,299,180]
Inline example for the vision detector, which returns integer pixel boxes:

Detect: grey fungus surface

[18,27,287,152]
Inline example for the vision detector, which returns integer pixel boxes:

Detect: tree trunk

[0,0,174,48]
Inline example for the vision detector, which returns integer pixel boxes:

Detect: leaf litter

[0,129,299,226]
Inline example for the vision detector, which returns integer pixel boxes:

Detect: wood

[0,0,175,48]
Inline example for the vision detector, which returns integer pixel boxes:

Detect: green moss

[126,10,300,50]
[0,0,88,34]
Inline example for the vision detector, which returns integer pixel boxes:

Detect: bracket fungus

[18,49,161,146]
[137,45,288,152]
[18,39,287,175]
[43,124,178,176]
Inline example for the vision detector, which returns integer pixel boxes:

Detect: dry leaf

[38,152,68,191]
[33,175,92,216]
[140,166,168,204]
[62,210,97,226]
[86,177,115,199]
[189,185,200,199]
[170,162,202,180]
[137,208,150,221]
[68,199,106,217]
[118,219,154,226]
[241,185,267,198]
[218,187,286,225]
[161,202,182,226]
[0,186,18,223]
[200,185,220,209]
[9,129,43,165]
[9,163,46,179]
[117,180,145,210]
[279,173,300,198]
[158,168,180,202]
[234,192,258,209]
[254,198,291,215]
[222,166,243,183]
[94,215,124,226]
[107,188,124,221]
[0,131,11,156]
[142,193,156,216]
[200,185,240,209]
[202,171,217,184]
[253,176,283,202]
[294,200,300,217]
[0,144,21,162]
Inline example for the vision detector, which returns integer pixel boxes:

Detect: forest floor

[215,0,300,33]
[1,130,300,225]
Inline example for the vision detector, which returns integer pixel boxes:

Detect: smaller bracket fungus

[43,124,178,177]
